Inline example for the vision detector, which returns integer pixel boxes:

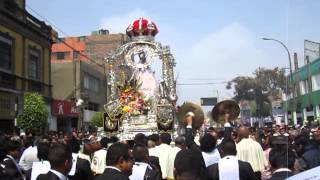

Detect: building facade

[284,55,320,125]
[0,0,53,131]
[51,30,127,131]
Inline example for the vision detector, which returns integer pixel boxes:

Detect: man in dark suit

[174,112,206,180]
[36,143,73,180]
[67,137,93,180]
[3,140,24,180]
[96,142,134,180]
[269,146,295,180]
[129,144,161,180]
[134,133,162,176]
[205,138,258,180]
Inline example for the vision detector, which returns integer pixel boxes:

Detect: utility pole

[262,38,297,125]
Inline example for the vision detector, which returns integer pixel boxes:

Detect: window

[0,35,13,71]
[0,71,15,89]
[28,48,40,80]
[312,73,320,91]
[56,52,65,60]
[78,36,86,42]
[84,73,99,93]
[74,51,80,59]
[85,102,99,111]
[299,80,308,95]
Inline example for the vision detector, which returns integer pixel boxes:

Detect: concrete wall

[52,60,107,111]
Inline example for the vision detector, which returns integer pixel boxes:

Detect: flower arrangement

[118,79,148,116]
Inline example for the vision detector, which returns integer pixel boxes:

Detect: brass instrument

[211,100,240,123]
[176,102,204,129]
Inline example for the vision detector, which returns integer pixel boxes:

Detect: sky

[27,0,320,105]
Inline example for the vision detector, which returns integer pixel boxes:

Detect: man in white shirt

[148,133,172,179]
[236,127,267,179]
[167,136,186,179]
[19,138,39,171]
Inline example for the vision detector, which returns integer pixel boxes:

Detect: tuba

[176,102,205,130]
[211,100,240,123]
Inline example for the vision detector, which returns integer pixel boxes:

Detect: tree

[90,112,103,127]
[227,67,286,117]
[17,92,48,131]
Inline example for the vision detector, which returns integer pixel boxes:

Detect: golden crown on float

[126,17,158,40]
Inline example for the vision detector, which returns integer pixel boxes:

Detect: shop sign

[52,100,79,116]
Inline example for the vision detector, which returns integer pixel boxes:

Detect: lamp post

[262,37,297,125]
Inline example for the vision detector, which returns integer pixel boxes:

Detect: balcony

[0,70,52,97]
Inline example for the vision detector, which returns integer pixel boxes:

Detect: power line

[179,78,225,81]
[177,82,228,85]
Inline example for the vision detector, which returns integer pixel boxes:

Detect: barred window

[84,73,99,93]
[0,35,13,71]
[28,48,40,80]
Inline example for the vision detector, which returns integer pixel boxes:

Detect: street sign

[200,97,217,106]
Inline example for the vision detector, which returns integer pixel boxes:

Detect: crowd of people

[0,114,320,180]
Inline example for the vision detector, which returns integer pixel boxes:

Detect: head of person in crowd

[37,141,50,161]
[63,134,69,143]
[275,125,281,134]
[269,147,296,171]
[126,140,135,150]
[67,136,80,153]
[174,149,203,180]
[263,134,273,150]
[200,134,217,153]
[147,139,156,149]
[271,135,290,150]
[300,128,310,138]
[294,134,308,156]
[238,126,249,141]
[160,132,172,145]
[48,143,73,175]
[134,133,148,146]
[106,142,134,176]
[312,127,320,144]
[280,126,287,135]
[23,136,34,148]
[249,127,256,135]
[78,132,84,140]
[174,136,187,150]
[133,144,149,163]
[5,140,21,160]
[219,138,237,157]
[100,137,110,149]
[148,134,160,146]
[207,127,218,137]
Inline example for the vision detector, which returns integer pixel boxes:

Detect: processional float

[103,17,178,139]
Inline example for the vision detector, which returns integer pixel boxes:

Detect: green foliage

[90,112,103,127]
[17,92,48,131]
[227,67,286,117]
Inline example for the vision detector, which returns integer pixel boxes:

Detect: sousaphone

[176,102,204,129]
[211,100,240,123]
